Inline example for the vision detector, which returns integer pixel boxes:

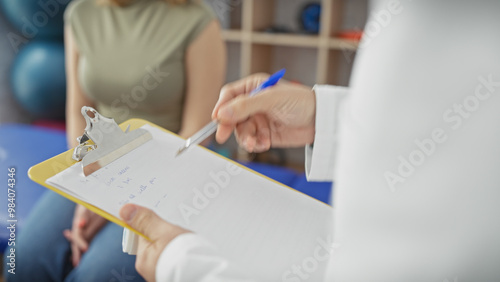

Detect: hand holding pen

[177,69,287,156]
[212,71,317,153]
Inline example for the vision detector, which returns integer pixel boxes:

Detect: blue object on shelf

[0,124,67,251]
[301,3,321,34]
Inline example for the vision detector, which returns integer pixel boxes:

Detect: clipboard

[28,117,162,237]
[29,110,330,233]
[28,108,334,280]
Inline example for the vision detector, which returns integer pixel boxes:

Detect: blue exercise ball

[11,40,66,119]
[0,0,72,39]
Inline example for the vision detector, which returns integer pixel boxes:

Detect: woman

[10,0,226,281]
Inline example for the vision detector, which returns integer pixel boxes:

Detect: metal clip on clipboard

[72,106,152,176]
[72,106,152,255]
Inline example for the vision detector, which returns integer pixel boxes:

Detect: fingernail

[218,107,233,120]
[246,137,255,152]
[121,205,138,222]
[211,105,219,118]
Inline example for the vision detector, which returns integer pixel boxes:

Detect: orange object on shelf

[336,30,364,41]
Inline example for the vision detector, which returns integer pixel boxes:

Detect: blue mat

[0,124,67,251]
[240,161,332,205]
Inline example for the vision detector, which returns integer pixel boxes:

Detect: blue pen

[176,69,286,156]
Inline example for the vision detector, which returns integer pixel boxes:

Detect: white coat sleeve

[155,233,255,282]
[305,85,349,182]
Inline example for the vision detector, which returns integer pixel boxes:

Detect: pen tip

[175,147,185,157]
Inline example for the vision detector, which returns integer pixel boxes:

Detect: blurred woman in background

[10,0,226,281]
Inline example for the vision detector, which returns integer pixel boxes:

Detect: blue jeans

[4,191,145,282]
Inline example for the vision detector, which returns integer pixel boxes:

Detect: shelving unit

[220,0,359,86]
[208,0,365,168]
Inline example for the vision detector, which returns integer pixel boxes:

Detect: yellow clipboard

[28,118,162,237]
[29,118,328,239]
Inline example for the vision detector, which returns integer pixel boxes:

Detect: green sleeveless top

[65,0,215,132]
